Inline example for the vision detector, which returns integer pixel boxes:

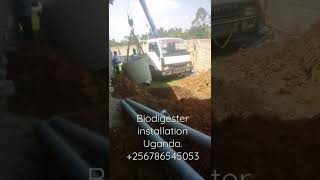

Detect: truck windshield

[159,40,190,57]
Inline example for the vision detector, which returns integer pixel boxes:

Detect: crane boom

[138,0,159,38]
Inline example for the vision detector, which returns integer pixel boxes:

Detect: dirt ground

[0,113,70,180]
[112,71,211,135]
[214,114,320,180]
[213,20,320,179]
[110,71,211,179]
[2,43,108,180]
[7,43,107,135]
[262,0,320,35]
[214,22,320,120]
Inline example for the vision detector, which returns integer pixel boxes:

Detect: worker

[16,0,34,40]
[192,42,197,64]
[112,51,120,74]
[132,48,140,60]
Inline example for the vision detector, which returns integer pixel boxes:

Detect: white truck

[145,37,193,77]
[136,0,193,77]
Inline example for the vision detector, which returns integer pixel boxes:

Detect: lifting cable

[213,32,233,49]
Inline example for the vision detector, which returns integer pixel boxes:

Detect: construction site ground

[0,113,73,179]
[213,19,320,179]
[7,43,107,134]
[1,43,107,179]
[110,69,211,179]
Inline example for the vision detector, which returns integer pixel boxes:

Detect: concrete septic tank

[123,55,152,84]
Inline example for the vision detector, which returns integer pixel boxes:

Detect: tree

[110,7,211,46]
[188,7,211,39]
[140,34,149,40]
[191,7,211,27]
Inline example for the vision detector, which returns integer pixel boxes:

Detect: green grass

[146,76,184,89]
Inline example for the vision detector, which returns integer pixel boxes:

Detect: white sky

[109,0,211,41]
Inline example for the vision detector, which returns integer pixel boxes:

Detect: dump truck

[213,0,265,47]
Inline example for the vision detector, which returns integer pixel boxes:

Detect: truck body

[145,38,192,76]
[137,0,192,77]
[213,0,265,44]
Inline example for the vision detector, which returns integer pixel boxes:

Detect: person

[132,48,140,60]
[112,51,120,74]
[16,0,34,40]
[192,42,197,64]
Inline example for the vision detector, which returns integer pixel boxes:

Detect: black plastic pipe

[49,116,109,157]
[125,98,211,149]
[120,100,204,180]
[34,121,93,180]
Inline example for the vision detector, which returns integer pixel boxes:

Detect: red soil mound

[7,44,106,134]
[215,22,320,119]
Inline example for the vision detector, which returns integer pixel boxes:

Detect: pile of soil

[111,74,211,135]
[111,75,148,98]
[179,70,211,99]
[7,43,106,134]
[213,114,320,180]
[147,86,197,99]
[215,22,320,119]
[214,22,320,180]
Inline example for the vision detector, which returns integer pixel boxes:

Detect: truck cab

[145,38,192,76]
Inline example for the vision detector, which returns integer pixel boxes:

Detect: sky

[109,0,211,41]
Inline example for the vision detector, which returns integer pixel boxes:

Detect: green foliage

[109,38,129,47]
[192,7,211,27]
[156,7,211,40]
